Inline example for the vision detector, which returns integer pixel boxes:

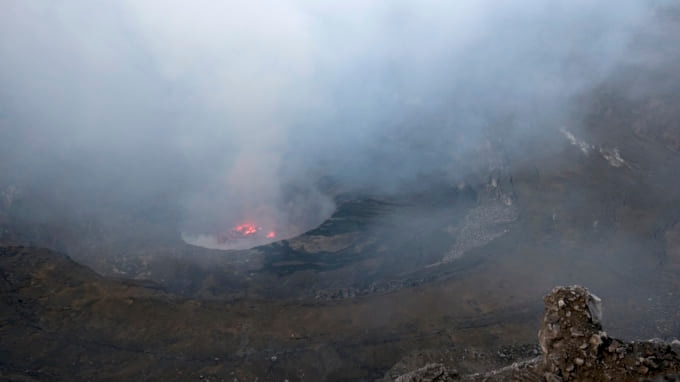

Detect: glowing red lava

[234,223,259,236]
[216,222,276,244]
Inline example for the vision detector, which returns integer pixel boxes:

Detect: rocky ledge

[394,285,680,381]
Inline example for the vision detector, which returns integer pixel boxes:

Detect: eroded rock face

[392,285,680,381]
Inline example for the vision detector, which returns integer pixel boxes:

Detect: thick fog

[0,1,656,248]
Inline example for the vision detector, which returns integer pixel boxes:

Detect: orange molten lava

[216,221,276,243]
[234,223,259,236]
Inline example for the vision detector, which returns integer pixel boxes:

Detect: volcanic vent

[182,220,278,250]
[180,188,337,250]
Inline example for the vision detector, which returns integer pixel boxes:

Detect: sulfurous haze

[0,1,657,249]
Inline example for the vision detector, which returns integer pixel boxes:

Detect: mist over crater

[180,182,336,250]
[0,1,656,254]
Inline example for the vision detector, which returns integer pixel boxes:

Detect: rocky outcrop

[392,285,680,381]
[536,285,680,381]
[538,285,607,380]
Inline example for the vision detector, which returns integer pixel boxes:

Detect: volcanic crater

[3,4,680,381]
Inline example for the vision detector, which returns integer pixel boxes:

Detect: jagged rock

[391,285,680,381]
[536,285,680,381]
[538,285,607,379]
